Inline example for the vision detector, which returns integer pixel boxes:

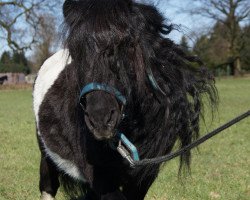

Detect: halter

[79,82,140,163]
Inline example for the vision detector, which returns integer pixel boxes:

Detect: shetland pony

[33,0,217,199]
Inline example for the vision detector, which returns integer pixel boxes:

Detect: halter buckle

[116,133,139,167]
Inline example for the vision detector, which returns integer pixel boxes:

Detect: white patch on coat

[33,49,72,135]
[41,139,86,182]
[40,191,54,200]
[33,50,85,182]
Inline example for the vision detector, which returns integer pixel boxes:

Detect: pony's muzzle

[80,83,126,140]
[84,109,119,140]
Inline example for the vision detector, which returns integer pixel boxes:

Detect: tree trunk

[234,57,242,76]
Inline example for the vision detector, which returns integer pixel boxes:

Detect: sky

[0,0,213,55]
[148,0,213,44]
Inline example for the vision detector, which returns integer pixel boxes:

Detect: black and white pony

[0,75,8,85]
[33,0,217,199]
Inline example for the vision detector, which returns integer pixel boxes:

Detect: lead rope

[118,110,250,168]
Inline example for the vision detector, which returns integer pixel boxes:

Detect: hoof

[40,192,54,200]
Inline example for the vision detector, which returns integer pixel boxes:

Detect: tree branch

[0,0,61,51]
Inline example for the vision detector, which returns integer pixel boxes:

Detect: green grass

[0,78,249,200]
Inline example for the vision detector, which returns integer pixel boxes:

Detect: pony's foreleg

[92,167,126,200]
[123,167,159,200]
[39,154,60,200]
[123,179,153,200]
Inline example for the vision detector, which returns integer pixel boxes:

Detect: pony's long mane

[63,0,217,172]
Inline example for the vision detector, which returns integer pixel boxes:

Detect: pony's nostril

[105,109,117,126]
[85,115,96,130]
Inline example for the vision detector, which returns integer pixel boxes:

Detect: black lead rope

[130,110,250,167]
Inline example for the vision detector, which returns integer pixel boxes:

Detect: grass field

[0,78,249,200]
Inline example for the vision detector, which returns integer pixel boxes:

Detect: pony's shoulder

[40,49,71,75]
[35,49,72,86]
[33,49,72,120]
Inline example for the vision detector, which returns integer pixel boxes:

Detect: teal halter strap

[79,82,127,105]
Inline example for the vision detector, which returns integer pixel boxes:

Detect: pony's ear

[63,0,83,26]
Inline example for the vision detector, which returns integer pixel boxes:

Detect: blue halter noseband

[79,82,127,105]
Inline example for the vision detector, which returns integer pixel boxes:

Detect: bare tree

[0,0,62,52]
[187,0,250,75]
[30,14,58,72]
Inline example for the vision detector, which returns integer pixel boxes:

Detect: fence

[0,73,26,84]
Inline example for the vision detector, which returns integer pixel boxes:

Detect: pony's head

[79,84,125,140]
[63,0,217,168]
[63,0,145,140]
